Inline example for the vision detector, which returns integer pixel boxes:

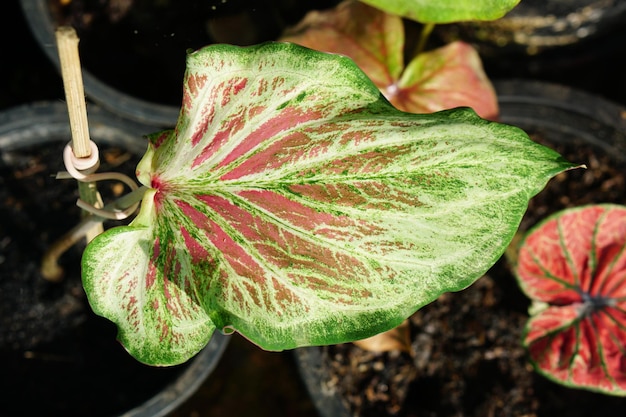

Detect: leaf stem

[412,23,436,58]
[40,186,149,282]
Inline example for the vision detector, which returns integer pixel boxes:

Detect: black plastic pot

[294,80,626,417]
[0,101,229,417]
[432,1,626,102]
[434,0,626,59]
[456,1,625,51]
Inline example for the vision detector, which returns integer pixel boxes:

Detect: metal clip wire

[59,141,140,220]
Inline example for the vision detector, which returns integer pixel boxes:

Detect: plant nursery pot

[432,0,626,100]
[434,0,626,60]
[19,0,340,127]
[0,101,229,417]
[294,80,626,417]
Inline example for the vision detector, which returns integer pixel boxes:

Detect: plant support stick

[56,26,103,238]
[56,27,90,156]
[42,26,103,281]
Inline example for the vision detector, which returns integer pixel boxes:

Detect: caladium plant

[515,204,626,395]
[81,41,575,366]
[281,1,500,119]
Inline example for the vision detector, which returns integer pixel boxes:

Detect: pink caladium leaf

[82,42,575,366]
[516,204,626,395]
[280,1,499,120]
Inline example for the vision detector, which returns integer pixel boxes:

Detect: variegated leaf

[359,0,520,23]
[82,42,575,365]
[516,204,626,395]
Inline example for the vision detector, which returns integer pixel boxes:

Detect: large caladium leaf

[515,204,626,395]
[82,42,575,366]
[359,0,520,23]
[281,1,498,120]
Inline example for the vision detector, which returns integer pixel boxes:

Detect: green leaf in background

[359,0,521,23]
[281,1,499,119]
[82,42,575,366]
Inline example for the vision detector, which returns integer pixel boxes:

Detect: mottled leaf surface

[83,42,574,365]
[359,0,520,23]
[281,1,498,119]
[516,205,626,395]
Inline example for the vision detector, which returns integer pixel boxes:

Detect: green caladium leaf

[281,1,498,119]
[359,0,521,23]
[82,42,575,366]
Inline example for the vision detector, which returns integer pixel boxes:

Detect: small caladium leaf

[397,41,498,119]
[83,41,575,366]
[359,0,520,24]
[282,1,405,90]
[281,1,498,120]
[515,204,626,395]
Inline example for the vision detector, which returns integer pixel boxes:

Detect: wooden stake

[55,26,91,158]
[40,26,104,281]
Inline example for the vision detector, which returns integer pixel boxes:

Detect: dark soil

[0,140,188,417]
[309,133,626,416]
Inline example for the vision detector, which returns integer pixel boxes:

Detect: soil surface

[306,132,626,416]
